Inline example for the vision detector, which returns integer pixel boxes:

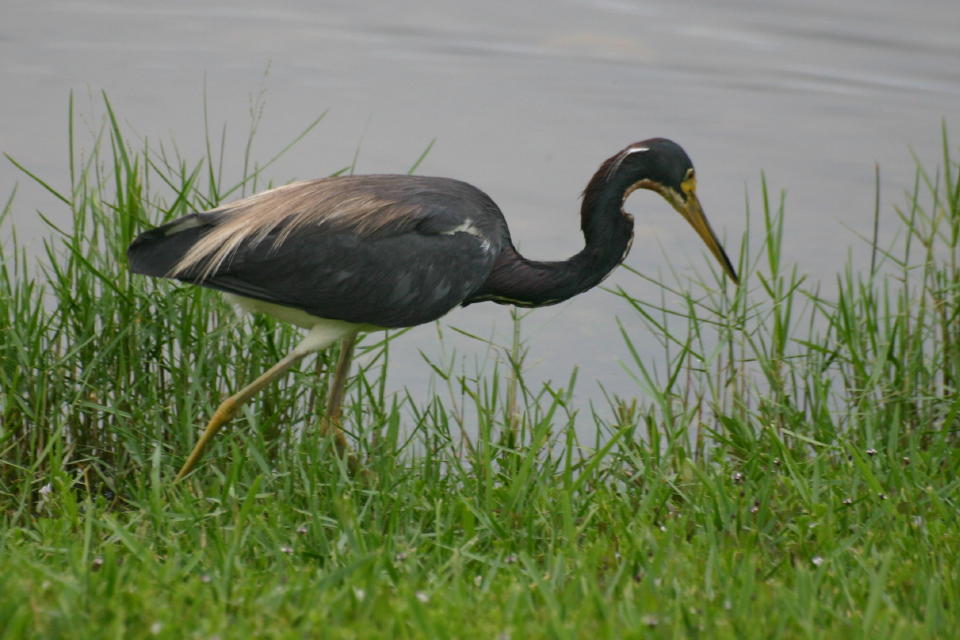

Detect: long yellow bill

[675,190,739,285]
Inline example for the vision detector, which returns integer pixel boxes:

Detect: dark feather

[128,175,506,327]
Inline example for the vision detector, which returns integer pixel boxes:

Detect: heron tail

[127,213,212,278]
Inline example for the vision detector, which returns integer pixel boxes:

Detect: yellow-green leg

[174,321,356,482]
[320,330,363,471]
[174,349,308,481]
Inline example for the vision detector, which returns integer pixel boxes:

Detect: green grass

[1,95,958,638]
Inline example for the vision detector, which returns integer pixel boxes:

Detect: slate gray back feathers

[128,175,506,327]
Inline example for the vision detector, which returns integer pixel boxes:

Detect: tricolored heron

[128,137,738,481]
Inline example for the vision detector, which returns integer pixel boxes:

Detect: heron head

[610,138,739,285]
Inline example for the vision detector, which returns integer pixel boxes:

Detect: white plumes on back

[169,178,418,281]
[162,216,205,235]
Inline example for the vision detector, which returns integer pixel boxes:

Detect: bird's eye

[680,168,697,196]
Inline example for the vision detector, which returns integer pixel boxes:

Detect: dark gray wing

[200,222,496,327]
[128,176,505,328]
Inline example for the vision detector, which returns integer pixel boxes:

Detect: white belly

[223,292,327,328]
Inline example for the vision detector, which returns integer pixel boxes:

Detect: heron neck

[467,189,634,307]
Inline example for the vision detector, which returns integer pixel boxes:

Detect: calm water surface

[2,0,959,415]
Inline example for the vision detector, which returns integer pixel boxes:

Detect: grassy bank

[1,99,958,638]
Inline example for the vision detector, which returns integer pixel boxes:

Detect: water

[2,0,958,414]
